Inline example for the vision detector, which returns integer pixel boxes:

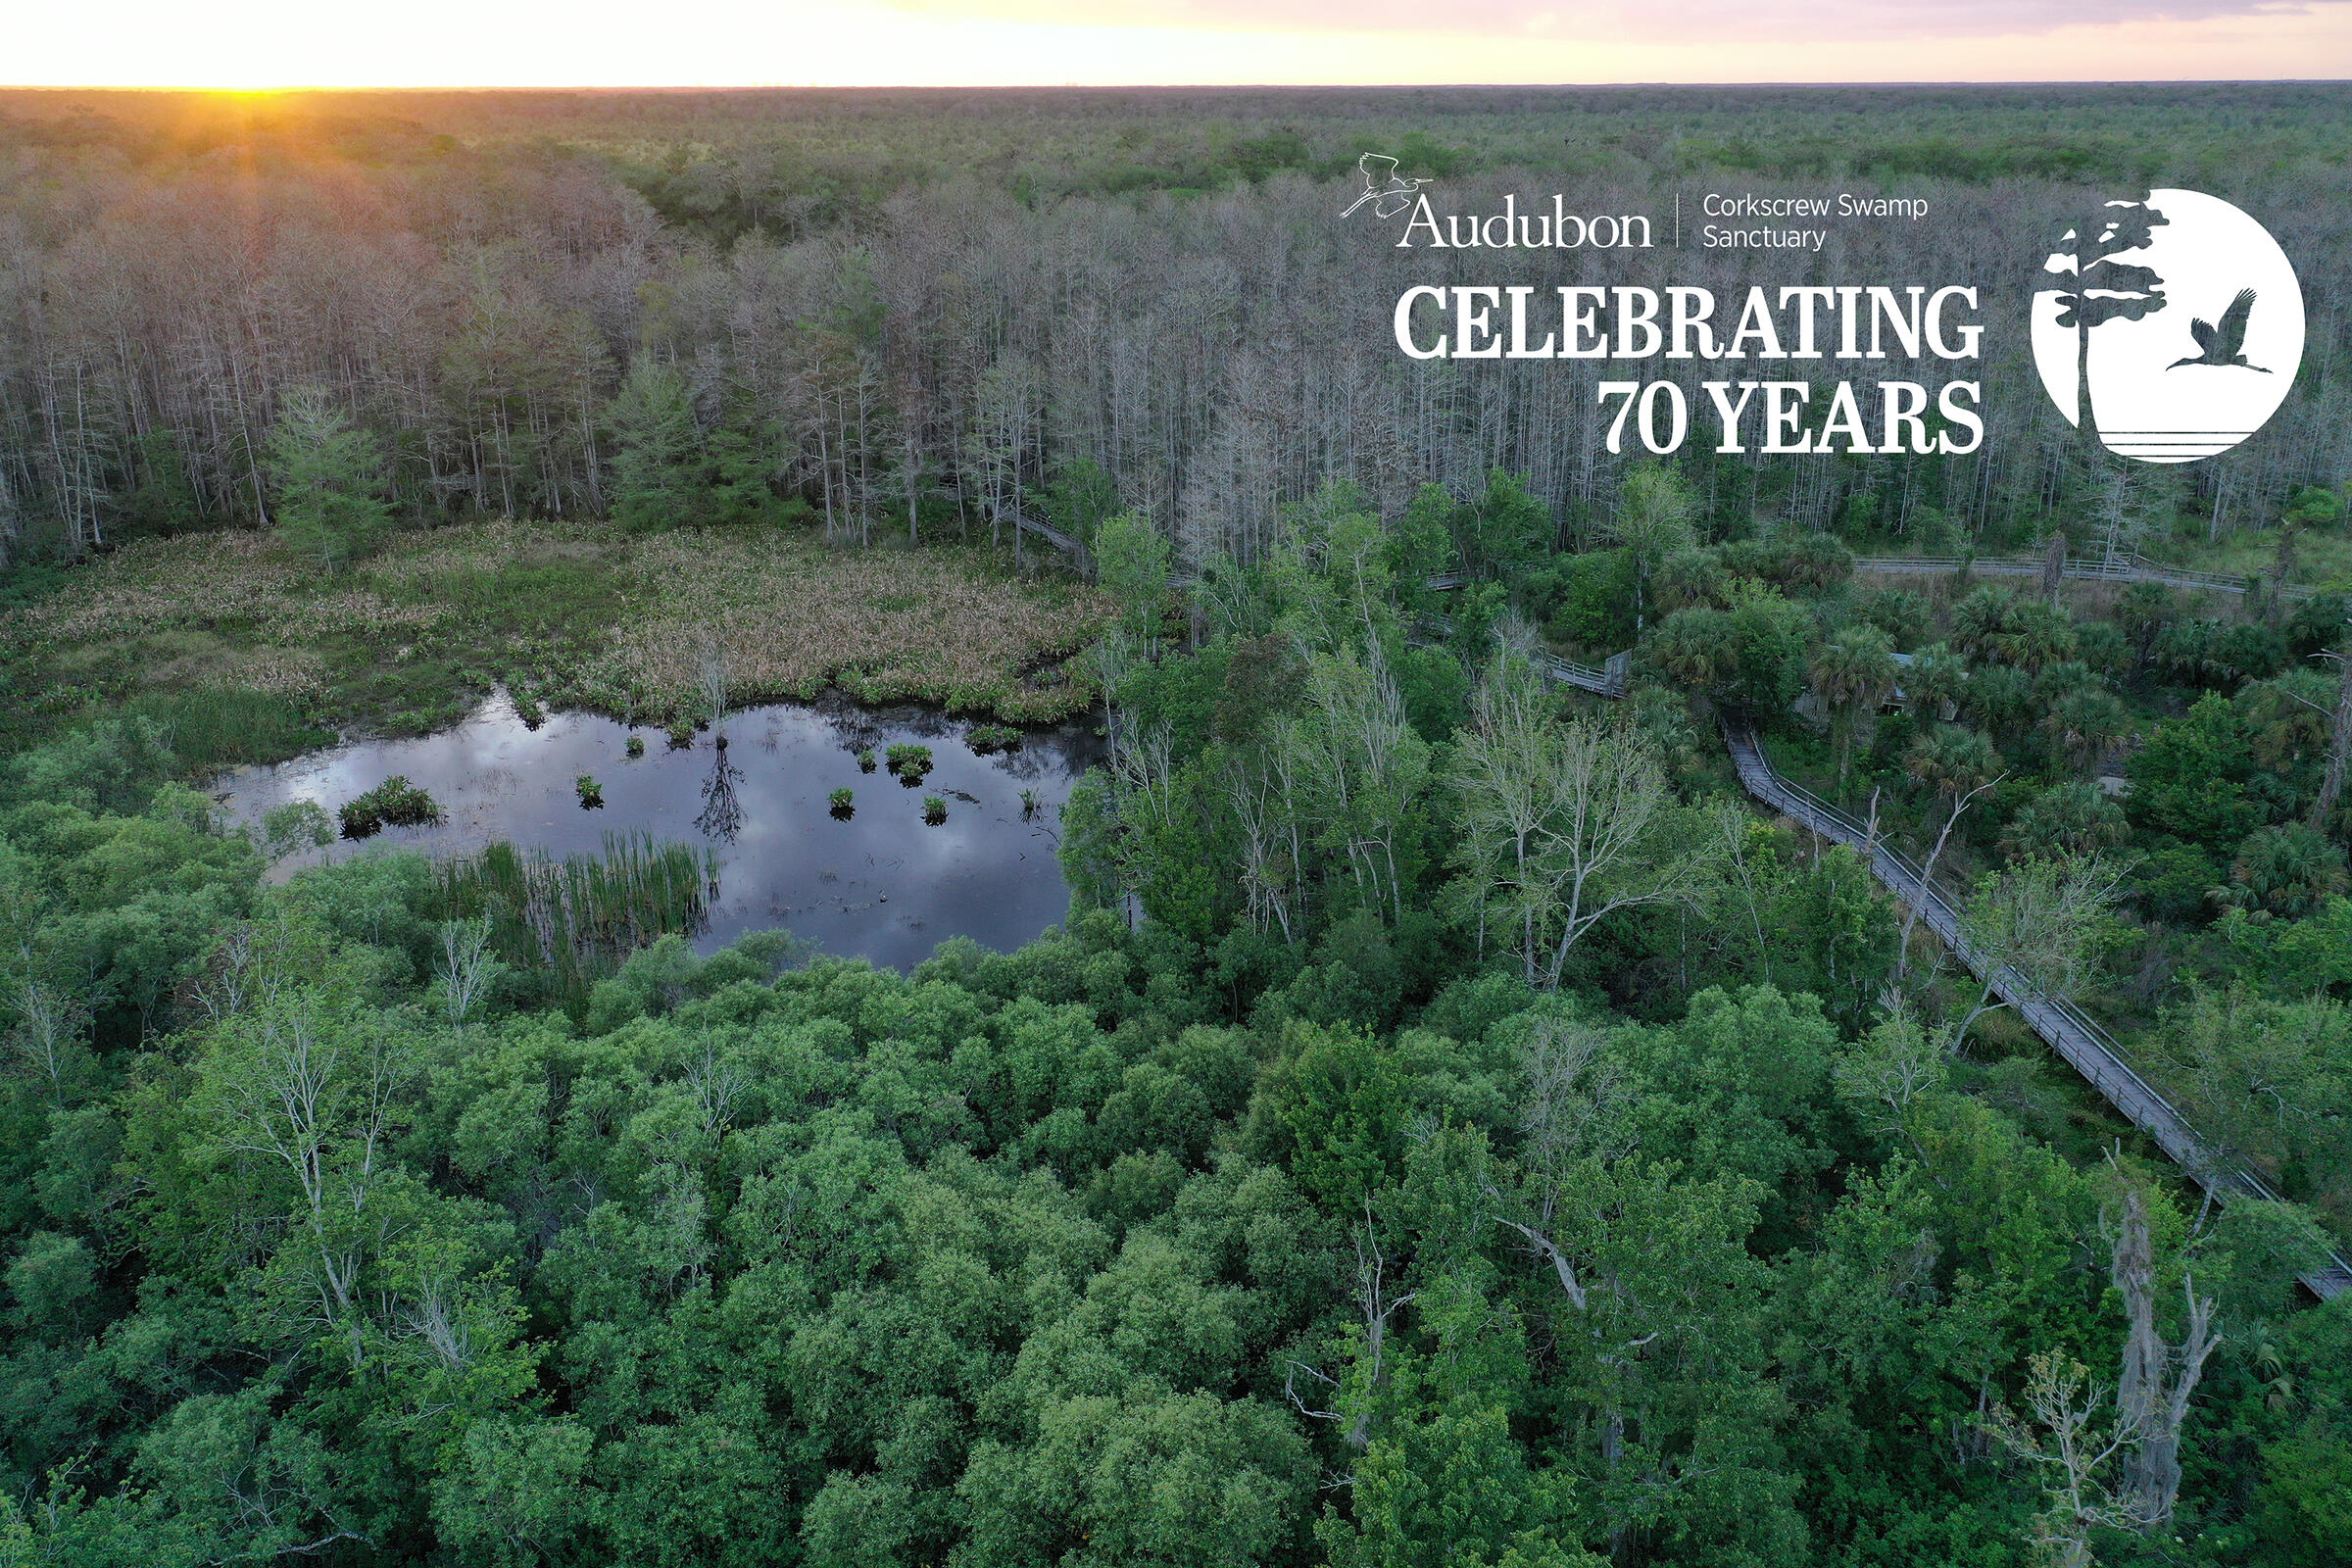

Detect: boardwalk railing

[1852,554,2325,604]
[999,508,1090,571]
[1414,613,1627,697]
[1436,556,2337,609]
[1417,578,2347,1297]
[1722,722,2351,1303]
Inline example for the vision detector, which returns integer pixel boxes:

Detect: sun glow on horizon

[9,0,2352,89]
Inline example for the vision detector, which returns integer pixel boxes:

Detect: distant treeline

[1,84,2346,569]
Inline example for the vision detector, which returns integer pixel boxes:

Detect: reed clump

[431,829,716,1018]
[338,776,442,838]
[886,742,934,783]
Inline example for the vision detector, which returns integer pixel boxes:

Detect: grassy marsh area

[4,520,1110,763]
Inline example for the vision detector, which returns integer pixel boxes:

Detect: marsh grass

[432,829,716,1018]
[4,518,1109,749]
[128,687,334,772]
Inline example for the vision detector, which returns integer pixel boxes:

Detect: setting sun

[12,0,2352,86]
[2,0,2349,1561]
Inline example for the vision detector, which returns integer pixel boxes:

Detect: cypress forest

[0,82,2348,1568]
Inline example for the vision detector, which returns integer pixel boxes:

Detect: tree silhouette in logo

[2046,197,2169,449]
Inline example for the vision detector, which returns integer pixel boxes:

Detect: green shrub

[261,799,335,859]
[338,775,443,838]
[576,774,605,808]
[129,688,331,771]
[857,748,877,772]
[887,742,935,782]
[968,723,1022,754]
[666,719,695,748]
[922,795,948,824]
[829,787,855,814]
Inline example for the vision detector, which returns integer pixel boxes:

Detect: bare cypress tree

[2109,1188,2220,1529]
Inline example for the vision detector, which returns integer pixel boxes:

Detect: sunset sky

[13,0,2352,86]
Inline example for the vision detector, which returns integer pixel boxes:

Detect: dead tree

[2110,1188,2221,1529]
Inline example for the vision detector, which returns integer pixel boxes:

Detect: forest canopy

[2,82,2350,1568]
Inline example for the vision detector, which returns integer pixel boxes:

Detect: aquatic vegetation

[625,734,646,759]
[666,719,695,748]
[968,723,1023,754]
[337,775,442,838]
[887,742,934,782]
[858,747,877,771]
[1019,787,1041,817]
[922,795,948,824]
[431,829,717,1018]
[829,786,855,816]
[576,774,605,808]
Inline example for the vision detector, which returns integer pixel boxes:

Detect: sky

[9,0,2351,87]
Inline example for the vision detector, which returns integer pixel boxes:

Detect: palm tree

[2010,604,2082,674]
[1645,607,1734,694]
[1904,642,1970,719]
[1951,587,2021,666]
[1811,623,1900,786]
[1909,724,2002,807]
[2224,823,2350,918]
[1999,781,2129,862]
[2042,687,2129,772]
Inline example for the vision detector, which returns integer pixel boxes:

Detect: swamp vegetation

[0,82,2348,1568]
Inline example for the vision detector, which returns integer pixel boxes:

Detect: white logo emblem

[2032,189,2303,464]
[1341,153,1429,220]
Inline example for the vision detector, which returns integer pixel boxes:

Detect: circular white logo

[2031,188,2304,465]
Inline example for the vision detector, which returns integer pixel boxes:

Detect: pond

[215,692,1106,970]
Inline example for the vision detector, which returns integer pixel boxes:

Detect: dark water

[216,692,1105,970]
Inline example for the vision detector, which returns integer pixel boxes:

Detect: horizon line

[6,77,2352,93]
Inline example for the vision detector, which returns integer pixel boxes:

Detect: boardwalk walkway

[1719,721,2351,1303]
[1851,553,2325,605]
[1412,614,1627,697]
[1420,561,2348,1294]
[997,509,1089,570]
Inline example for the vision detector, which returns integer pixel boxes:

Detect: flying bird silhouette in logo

[1341,153,1428,219]
[2168,289,2272,372]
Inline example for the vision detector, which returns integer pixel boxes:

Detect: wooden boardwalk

[1851,553,2326,605]
[1720,721,2351,1303]
[1412,614,1626,697]
[1440,556,2337,607]
[1404,572,2342,1296]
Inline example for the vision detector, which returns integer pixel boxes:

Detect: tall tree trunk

[2112,1189,2220,1529]
[2310,642,2352,831]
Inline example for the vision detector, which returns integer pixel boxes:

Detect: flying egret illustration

[2168,289,2272,372]
[1341,153,1428,219]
